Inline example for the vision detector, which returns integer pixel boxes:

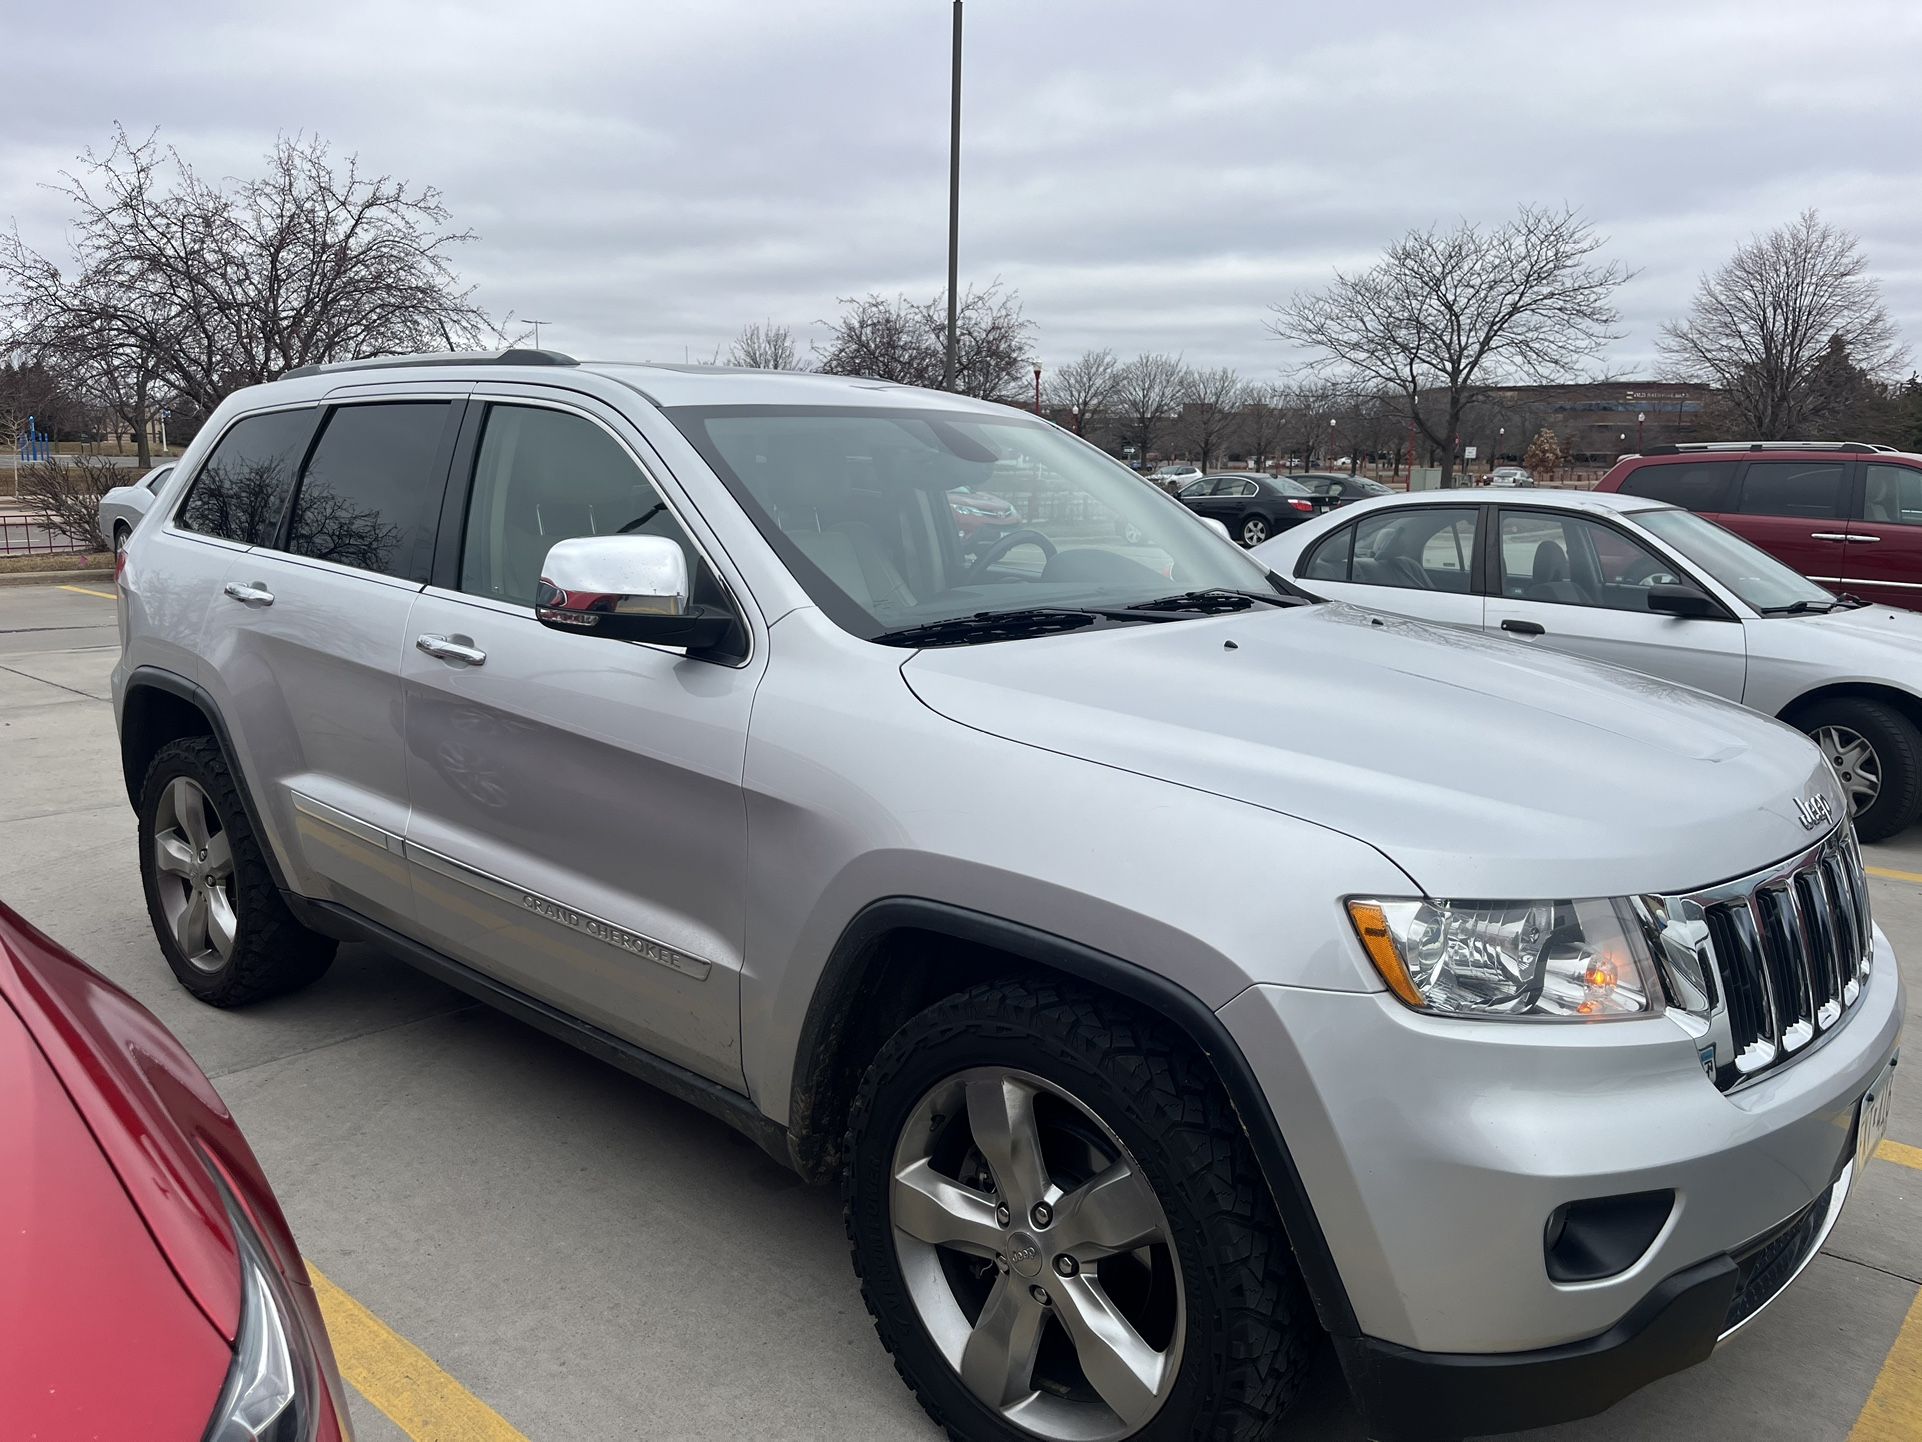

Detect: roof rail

[1640,440,1888,456]
[282,348,579,379]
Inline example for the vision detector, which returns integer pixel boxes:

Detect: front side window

[1735,461,1845,519]
[460,405,697,608]
[1862,464,1922,527]
[176,408,315,545]
[1638,508,1836,613]
[285,403,453,581]
[669,406,1277,638]
[1498,510,1682,611]
[1344,507,1477,591]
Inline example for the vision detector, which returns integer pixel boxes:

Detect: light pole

[1497,426,1504,465]
[1328,416,1336,468]
[942,1,963,392]
[1636,411,1646,451]
[1032,360,1043,416]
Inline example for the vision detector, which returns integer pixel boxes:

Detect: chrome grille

[1639,826,1873,1092]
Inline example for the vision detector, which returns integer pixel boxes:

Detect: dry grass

[0,550,111,575]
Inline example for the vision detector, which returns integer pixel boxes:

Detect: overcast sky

[6,0,1919,381]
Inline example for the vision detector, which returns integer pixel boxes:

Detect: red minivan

[1595,443,1922,611]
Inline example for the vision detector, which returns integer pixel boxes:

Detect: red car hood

[0,992,231,1435]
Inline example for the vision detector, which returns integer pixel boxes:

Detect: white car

[1148,463,1202,491]
[97,463,178,552]
[1487,467,1535,488]
[1255,486,1922,839]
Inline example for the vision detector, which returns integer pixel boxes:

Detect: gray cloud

[6,0,1919,380]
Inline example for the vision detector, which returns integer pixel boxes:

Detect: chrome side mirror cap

[535,535,734,649]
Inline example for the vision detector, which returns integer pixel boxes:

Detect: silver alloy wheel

[890,1067,1184,1441]
[1813,724,1881,815]
[1241,518,1267,546]
[150,776,239,973]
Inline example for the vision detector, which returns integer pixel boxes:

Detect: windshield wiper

[873,608,1148,648]
[1760,599,1842,615]
[1128,588,1298,614]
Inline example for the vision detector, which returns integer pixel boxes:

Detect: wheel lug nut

[1030,1285,1050,1305]
[1054,1255,1077,1277]
[995,1255,1008,1274]
[995,1204,1011,1227]
[1030,1203,1052,1228]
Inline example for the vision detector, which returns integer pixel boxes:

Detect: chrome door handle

[416,634,486,666]
[1809,532,1851,541]
[222,581,274,606]
[1844,534,1882,543]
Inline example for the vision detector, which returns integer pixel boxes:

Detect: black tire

[137,736,336,1005]
[113,522,130,553]
[1239,516,1269,548]
[845,980,1311,1442]
[1790,697,1922,842]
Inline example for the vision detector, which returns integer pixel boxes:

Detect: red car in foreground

[0,902,351,1440]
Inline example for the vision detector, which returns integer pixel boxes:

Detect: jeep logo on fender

[1795,792,1836,831]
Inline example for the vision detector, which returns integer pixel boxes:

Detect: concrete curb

[0,568,114,588]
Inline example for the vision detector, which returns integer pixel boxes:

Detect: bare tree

[814,281,1033,401]
[1659,211,1906,439]
[1274,379,1346,470]
[16,454,124,549]
[1239,382,1284,471]
[1112,353,1187,465]
[726,321,803,370]
[1177,366,1245,473]
[0,126,496,434]
[1271,205,1627,486]
[1044,348,1122,435]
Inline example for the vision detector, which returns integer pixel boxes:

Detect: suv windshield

[670,405,1282,639]
[1637,508,1838,612]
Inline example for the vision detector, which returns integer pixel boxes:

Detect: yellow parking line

[1866,865,1922,885]
[1879,1140,1922,1172]
[58,583,117,600]
[308,1263,530,1442]
[1851,1287,1922,1440]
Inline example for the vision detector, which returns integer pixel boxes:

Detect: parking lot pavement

[3,579,1918,1442]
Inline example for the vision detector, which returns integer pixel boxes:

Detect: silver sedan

[97,463,177,552]
[1255,486,1922,839]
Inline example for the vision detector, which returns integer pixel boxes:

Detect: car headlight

[204,1177,325,1442]
[950,502,999,518]
[1346,897,1660,1019]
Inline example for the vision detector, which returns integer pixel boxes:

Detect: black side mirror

[1646,582,1721,619]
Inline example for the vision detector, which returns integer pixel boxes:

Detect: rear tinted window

[176,409,315,545]
[1615,461,1735,511]
[1302,525,1354,581]
[285,403,453,581]
[1735,461,1846,519]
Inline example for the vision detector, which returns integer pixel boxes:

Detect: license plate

[1855,1064,1895,1176]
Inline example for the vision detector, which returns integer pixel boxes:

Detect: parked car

[0,900,351,1440]
[116,351,1901,1442]
[97,461,179,552]
[1177,472,1320,546]
[1256,485,1922,838]
[946,484,1023,542]
[1596,442,1922,612]
[1487,466,1535,488]
[1148,463,1202,491]
[1292,471,1393,506]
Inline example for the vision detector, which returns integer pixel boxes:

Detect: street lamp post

[1328,417,1336,468]
[1497,426,1504,466]
[1032,360,1043,416]
[1637,411,1646,451]
[942,1,963,392]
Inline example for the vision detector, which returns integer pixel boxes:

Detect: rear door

[1483,507,1746,698]
[1844,460,1922,610]
[194,394,463,932]
[1724,458,1854,586]
[1296,504,1485,629]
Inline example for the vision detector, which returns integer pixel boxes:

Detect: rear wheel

[1791,697,1922,842]
[1239,516,1269,547]
[113,522,130,553]
[846,980,1311,1441]
[138,737,336,1004]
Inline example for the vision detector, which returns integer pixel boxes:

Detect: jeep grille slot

[1658,826,1872,1092]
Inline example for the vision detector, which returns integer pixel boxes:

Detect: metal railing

[0,515,95,557]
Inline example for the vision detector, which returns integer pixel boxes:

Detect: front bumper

[1218,927,1902,1437]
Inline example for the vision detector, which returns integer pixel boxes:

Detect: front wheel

[845,981,1310,1442]
[1792,698,1922,842]
[1239,515,1269,547]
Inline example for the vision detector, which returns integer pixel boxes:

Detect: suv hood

[903,603,1841,899]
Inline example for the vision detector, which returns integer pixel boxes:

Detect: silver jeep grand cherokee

[113,352,1902,1442]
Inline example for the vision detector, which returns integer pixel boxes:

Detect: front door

[1844,461,1922,611]
[1724,458,1854,588]
[1484,508,1747,699]
[400,395,758,1088]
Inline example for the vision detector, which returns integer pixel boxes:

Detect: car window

[1498,510,1681,611]
[1178,479,1210,498]
[1862,464,1922,527]
[176,408,316,546]
[1272,477,1312,496]
[143,466,175,493]
[459,404,697,608]
[1735,461,1846,519]
[1346,507,1477,592]
[1228,480,1256,498]
[1302,524,1354,581]
[1615,461,1736,511]
[283,403,453,582]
